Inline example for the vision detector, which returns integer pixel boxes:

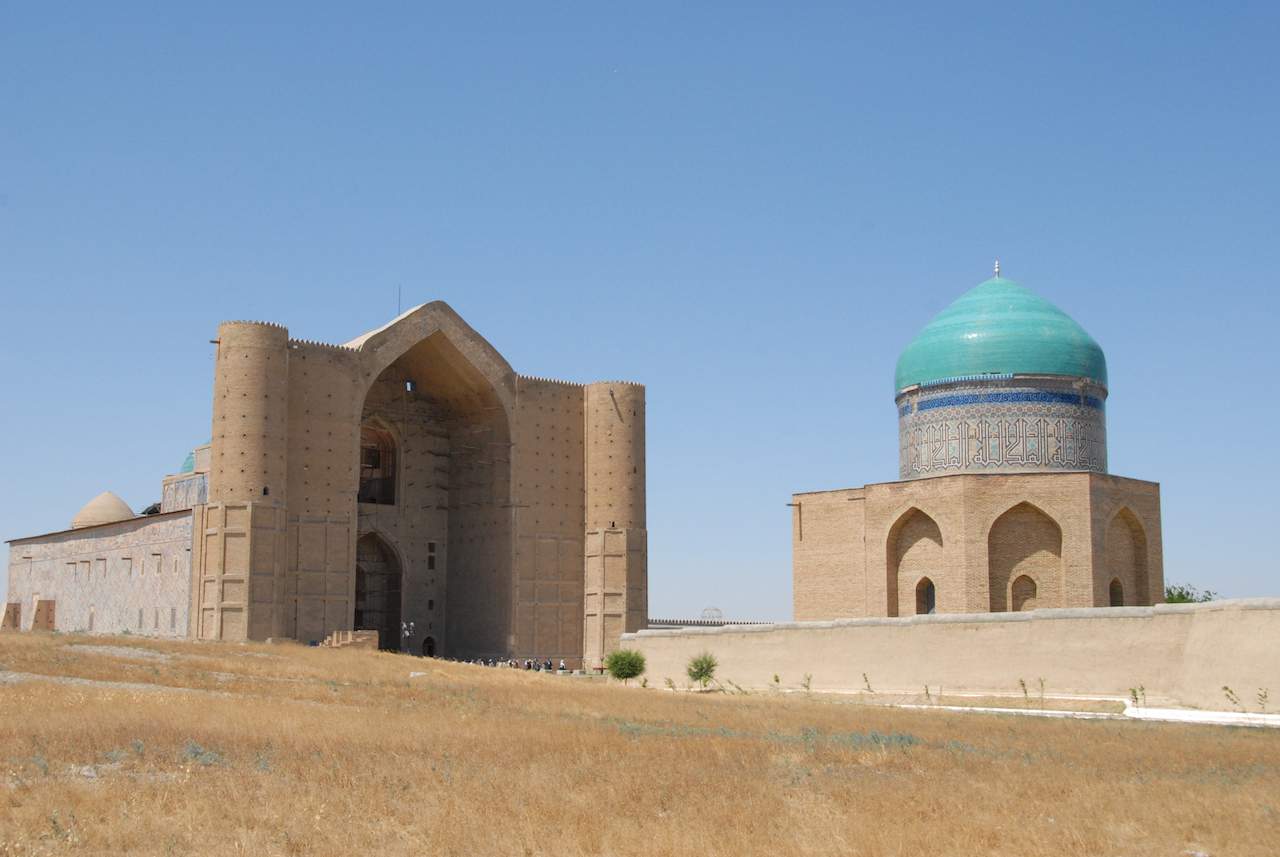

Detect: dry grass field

[1,633,1277,856]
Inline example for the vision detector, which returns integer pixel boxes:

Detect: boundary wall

[623,598,1280,710]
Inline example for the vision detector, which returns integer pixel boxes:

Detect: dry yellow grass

[1,633,1277,856]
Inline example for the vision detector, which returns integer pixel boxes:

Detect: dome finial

[993,258,1001,278]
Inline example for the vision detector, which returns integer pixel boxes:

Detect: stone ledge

[622,597,1280,640]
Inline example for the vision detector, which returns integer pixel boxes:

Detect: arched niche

[1105,509,1149,606]
[887,508,943,617]
[988,502,1062,612]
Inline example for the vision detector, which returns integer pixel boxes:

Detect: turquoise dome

[179,451,196,474]
[895,276,1107,393]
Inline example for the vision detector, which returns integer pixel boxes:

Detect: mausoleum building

[4,302,647,668]
[792,266,1163,619]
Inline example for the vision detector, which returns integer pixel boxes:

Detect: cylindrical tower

[582,381,647,670]
[585,382,646,530]
[196,321,290,643]
[894,271,1108,479]
[210,322,290,504]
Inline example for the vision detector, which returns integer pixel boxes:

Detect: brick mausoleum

[4,303,647,669]
[792,264,1163,619]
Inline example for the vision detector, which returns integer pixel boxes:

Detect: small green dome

[895,275,1107,393]
[179,451,196,474]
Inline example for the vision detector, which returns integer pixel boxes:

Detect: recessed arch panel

[887,508,943,617]
[1105,508,1149,606]
[988,502,1062,611]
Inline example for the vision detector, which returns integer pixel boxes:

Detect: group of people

[462,656,569,672]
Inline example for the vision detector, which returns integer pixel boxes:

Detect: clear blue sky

[2,3,1277,617]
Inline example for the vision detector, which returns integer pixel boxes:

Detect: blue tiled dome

[895,275,1107,393]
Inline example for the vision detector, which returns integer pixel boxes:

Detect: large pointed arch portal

[352,303,515,660]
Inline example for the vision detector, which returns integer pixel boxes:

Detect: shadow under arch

[886,507,943,617]
[351,302,515,660]
[988,501,1063,612]
[354,531,404,651]
[1104,507,1149,606]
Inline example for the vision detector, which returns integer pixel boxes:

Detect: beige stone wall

[792,489,865,620]
[624,599,1280,710]
[794,472,1163,620]
[513,377,587,666]
[6,513,193,637]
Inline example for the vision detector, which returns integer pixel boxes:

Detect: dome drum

[897,375,1107,479]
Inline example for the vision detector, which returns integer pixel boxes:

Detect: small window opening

[1109,578,1124,607]
[358,424,396,505]
[915,578,937,615]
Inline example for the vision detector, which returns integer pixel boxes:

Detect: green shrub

[1164,583,1218,603]
[604,649,646,685]
[687,652,718,689]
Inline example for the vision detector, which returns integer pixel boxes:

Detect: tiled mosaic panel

[898,383,1107,479]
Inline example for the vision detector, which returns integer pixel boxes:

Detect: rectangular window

[170,608,176,631]
[151,553,162,576]
[137,608,143,629]
[153,609,158,630]
[427,555,435,570]
[95,558,106,578]
[122,557,133,577]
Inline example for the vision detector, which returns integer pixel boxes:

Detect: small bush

[604,649,646,685]
[1164,583,1218,603]
[687,652,718,689]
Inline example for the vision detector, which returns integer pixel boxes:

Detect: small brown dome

[71,491,134,529]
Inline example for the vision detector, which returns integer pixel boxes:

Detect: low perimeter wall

[622,599,1280,710]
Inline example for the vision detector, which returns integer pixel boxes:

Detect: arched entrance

[988,503,1062,611]
[887,508,943,617]
[1109,578,1124,607]
[355,321,514,661]
[355,533,403,651]
[915,577,937,615]
[1011,575,1038,611]
[422,636,436,657]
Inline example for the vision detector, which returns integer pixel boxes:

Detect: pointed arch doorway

[355,533,403,651]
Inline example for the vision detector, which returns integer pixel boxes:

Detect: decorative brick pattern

[896,378,1108,479]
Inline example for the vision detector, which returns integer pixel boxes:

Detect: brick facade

[793,472,1163,620]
